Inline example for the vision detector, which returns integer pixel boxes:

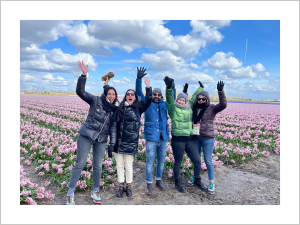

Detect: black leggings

[171,137,201,180]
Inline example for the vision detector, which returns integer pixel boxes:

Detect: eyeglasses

[126,93,135,96]
[197,98,206,101]
[153,93,161,97]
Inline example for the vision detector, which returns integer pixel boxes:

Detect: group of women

[66,61,227,205]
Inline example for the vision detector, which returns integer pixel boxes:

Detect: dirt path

[21,152,280,205]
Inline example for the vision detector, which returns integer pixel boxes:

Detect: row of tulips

[20,95,280,204]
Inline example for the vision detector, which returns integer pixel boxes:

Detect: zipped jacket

[135,78,174,141]
[114,87,152,155]
[166,86,203,136]
[76,75,117,145]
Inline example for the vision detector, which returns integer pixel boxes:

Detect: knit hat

[153,88,162,95]
[176,92,188,103]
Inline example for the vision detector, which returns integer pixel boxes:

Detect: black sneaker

[193,177,208,191]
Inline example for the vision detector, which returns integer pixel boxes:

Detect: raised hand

[217,81,225,91]
[77,61,88,75]
[183,83,189,93]
[198,81,204,88]
[163,76,174,89]
[144,77,150,88]
[104,76,110,85]
[137,66,147,79]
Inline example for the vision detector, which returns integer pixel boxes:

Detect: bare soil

[21,152,280,205]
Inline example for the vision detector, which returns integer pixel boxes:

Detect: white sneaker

[207,182,215,194]
[91,191,101,204]
[67,194,75,205]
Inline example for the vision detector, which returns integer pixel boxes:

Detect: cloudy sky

[20,20,280,99]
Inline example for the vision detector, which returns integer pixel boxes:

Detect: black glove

[108,145,114,158]
[183,83,189,93]
[217,81,225,91]
[198,81,204,88]
[163,76,174,89]
[137,67,147,79]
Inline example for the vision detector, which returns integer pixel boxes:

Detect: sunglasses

[126,93,135,96]
[153,93,161,97]
[197,98,206,101]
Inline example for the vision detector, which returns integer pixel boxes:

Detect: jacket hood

[196,91,210,106]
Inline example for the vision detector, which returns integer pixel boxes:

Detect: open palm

[77,61,88,75]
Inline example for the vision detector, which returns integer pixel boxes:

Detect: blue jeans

[68,135,106,189]
[145,139,167,183]
[194,136,215,181]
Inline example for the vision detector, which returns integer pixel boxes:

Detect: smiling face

[153,92,162,103]
[197,95,207,104]
[126,90,136,104]
[177,97,186,105]
[107,89,116,103]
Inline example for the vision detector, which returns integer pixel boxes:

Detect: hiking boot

[125,183,132,197]
[146,183,152,195]
[156,180,166,191]
[207,182,215,194]
[91,191,101,204]
[193,177,208,191]
[66,194,75,205]
[116,183,125,198]
[187,176,195,186]
[175,179,186,193]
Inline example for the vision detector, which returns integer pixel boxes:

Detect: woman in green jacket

[164,76,208,193]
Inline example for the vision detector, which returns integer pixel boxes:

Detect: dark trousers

[171,137,201,180]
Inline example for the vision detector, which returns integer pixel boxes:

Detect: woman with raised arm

[164,76,208,193]
[66,61,121,205]
[113,76,152,198]
[187,81,227,195]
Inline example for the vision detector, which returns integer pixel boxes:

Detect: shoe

[156,180,166,191]
[187,176,195,186]
[193,177,208,191]
[116,183,125,198]
[146,183,152,195]
[207,182,215,194]
[66,194,75,205]
[91,191,101,204]
[175,179,186,193]
[125,183,132,197]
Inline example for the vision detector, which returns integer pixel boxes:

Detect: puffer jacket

[135,78,172,142]
[194,90,227,138]
[76,75,117,145]
[114,87,152,155]
[166,86,203,136]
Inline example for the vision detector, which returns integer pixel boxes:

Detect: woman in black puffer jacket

[114,77,152,198]
[66,61,120,205]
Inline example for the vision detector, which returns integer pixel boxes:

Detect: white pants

[114,153,134,183]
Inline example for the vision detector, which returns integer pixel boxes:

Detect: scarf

[175,101,190,110]
[192,102,207,123]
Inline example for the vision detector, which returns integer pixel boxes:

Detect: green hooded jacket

[166,86,204,136]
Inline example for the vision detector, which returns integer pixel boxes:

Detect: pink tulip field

[20,94,280,204]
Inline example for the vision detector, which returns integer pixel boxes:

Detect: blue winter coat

[135,78,176,142]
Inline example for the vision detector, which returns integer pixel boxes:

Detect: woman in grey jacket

[188,81,227,194]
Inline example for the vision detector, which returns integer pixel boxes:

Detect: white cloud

[251,63,265,72]
[20,20,73,48]
[152,68,215,84]
[141,51,187,70]
[203,20,231,29]
[20,45,97,74]
[20,74,35,82]
[190,20,225,43]
[218,66,257,78]
[203,52,242,69]
[190,63,201,69]
[112,77,132,84]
